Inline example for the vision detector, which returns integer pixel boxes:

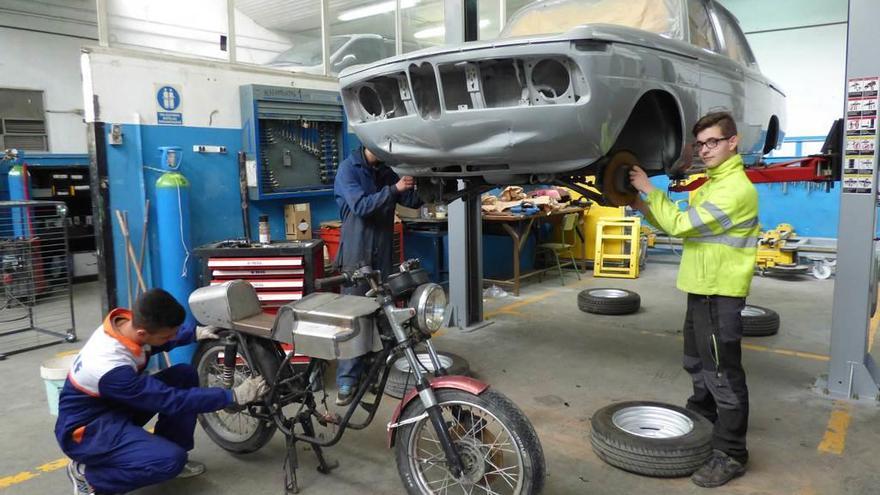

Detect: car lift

[817,0,880,401]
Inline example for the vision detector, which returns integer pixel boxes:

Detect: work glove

[195,325,219,341]
[232,376,269,405]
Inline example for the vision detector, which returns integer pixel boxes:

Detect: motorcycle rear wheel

[394,388,545,494]
[194,337,277,453]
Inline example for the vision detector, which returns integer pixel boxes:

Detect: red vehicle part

[387,375,490,447]
[668,156,835,192]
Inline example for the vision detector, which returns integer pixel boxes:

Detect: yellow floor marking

[817,400,852,455]
[869,293,880,352]
[741,343,830,362]
[0,457,66,490]
[638,330,830,362]
[55,349,79,357]
[35,458,68,473]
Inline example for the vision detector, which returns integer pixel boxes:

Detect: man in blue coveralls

[333,145,421,405]
[56,289,268,495]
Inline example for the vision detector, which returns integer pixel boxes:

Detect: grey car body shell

[338,11,785,182]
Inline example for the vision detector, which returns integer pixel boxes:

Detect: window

[714,7,756,66]
[0,89,48,152]
[687,0,717,51]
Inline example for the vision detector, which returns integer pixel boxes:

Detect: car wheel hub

[611,405,694,439]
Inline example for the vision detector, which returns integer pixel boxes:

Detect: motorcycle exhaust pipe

[222,341,238,389]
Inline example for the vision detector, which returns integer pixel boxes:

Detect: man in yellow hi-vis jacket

[629,111,759,488]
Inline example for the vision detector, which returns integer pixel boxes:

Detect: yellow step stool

[594,217,642,279]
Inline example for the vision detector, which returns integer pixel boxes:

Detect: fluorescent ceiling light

[414,19,490,39]
[338,0,418,21]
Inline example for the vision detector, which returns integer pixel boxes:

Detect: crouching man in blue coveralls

[333,146,421,406]
[55,289,268,495]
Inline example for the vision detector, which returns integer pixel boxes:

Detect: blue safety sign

[157,86,180,111]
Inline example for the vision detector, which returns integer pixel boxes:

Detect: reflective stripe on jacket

[644,153,759,297]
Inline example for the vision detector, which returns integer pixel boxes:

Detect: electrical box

[240,85,345,199]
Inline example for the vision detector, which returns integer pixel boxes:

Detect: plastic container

[41,354,75,416]
[259,215,271,245]
[320,226,341,264]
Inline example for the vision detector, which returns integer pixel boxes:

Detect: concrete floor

[2,252,879,494]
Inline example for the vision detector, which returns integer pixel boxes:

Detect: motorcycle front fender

[386,375,489,447]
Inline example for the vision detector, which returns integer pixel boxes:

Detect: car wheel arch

[609,89,685,175]
[762,115,780,155]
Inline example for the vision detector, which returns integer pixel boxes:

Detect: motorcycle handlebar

[315,273,349,290]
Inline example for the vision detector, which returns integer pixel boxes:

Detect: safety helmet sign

[157,86,180,111]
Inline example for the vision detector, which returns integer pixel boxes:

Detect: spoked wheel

[395,389,545,495]
[194,338,276,453]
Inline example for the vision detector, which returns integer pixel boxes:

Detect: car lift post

[443,0,491,332]
[816,0,880,401]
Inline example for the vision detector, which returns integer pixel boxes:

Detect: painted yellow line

[817,400,852,455]
[741,343,829,362]
[869,292,880,352]
[0,457,66,490]
[639,330,830,362]
[55,349,79,357]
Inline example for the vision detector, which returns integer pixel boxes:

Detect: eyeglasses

[693,136,733,151]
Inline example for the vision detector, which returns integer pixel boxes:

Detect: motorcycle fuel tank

[280,292,382,360]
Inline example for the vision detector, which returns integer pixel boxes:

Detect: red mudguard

[387,375,489,447]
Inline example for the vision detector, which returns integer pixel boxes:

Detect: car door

[691,0,746,146]
[711,3,775,163]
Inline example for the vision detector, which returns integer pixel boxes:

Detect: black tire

[395,388,545,494]
[741,304,780,337]
[590,401,713,478]
[578,288,641,315]
[384,352,470,399]
[194,335,277,453]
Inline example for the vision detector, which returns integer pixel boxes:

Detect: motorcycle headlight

[410,283,447,334]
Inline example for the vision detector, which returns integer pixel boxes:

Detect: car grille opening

[480,59,527,108]
[410,62,441,120]
[439,64,472,111]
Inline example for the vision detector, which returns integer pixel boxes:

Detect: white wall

[747,24,847,138]
[0,27,91,152]
[82,47,338,127]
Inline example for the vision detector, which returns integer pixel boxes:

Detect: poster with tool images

[845,77,879,194]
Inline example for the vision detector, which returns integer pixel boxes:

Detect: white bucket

[41,354,75,416]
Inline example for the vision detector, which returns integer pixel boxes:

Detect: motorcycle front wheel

[193,337,277,453]
[394,388,546,494]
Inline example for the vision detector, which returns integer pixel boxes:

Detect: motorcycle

[188,259,546,494]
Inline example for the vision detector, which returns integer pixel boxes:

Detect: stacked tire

[578,288,641,315]
[590,401,713,477]
[384,352,470,399]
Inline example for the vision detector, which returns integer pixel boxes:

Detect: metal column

[444,0,489,331]
[817,0,880,401]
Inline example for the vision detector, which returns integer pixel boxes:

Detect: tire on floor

[578,288,641,315]
[384,352,470,399]
[590,401,713,478]
[741,304,780,337]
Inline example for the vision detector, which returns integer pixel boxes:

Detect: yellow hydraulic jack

[754,223,837,278]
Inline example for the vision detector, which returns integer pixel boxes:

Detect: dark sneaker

[176,460,206,479]
[691,450,746,488]
[336,385,354,406]
[67,461,94,495]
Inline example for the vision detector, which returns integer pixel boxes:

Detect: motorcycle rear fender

[386,375,489,447]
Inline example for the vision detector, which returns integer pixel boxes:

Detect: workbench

[482,206,586,296]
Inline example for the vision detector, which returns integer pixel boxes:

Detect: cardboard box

[285,203,313,240]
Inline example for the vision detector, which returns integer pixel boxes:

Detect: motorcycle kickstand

[283,429,300,494]
[300,415,339,474]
